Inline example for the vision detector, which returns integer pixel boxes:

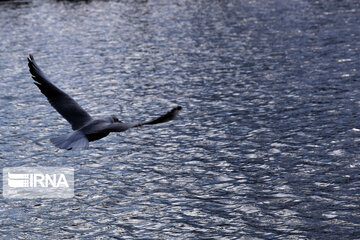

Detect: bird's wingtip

[28,54,34,62]
[172,106,182,112]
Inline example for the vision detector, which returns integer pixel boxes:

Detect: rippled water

[0,0,359,239]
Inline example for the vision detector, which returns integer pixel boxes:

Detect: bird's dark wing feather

[132,106,182,128]
[28,54,92,130]
[106,106,182,132]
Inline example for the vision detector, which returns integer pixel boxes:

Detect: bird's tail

[50,131,89,150]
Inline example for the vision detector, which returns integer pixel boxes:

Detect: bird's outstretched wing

[135,106,182,127]
[28,54,93,130]
[107,106,182,132]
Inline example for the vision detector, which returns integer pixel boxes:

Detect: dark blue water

[0,0,359,239]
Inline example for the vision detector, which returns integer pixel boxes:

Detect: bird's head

[111,115,122,123]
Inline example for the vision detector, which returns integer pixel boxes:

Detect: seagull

[27,54,182,150]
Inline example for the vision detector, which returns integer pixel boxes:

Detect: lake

[0,0,359,239]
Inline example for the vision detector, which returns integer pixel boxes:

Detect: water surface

[0,0,359,239]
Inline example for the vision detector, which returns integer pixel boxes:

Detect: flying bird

[27,54,182,150]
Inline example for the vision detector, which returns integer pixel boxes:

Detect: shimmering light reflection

[0,0,359,239]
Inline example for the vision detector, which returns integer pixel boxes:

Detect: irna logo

[7,172,69,188]
[3,167,74,199]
